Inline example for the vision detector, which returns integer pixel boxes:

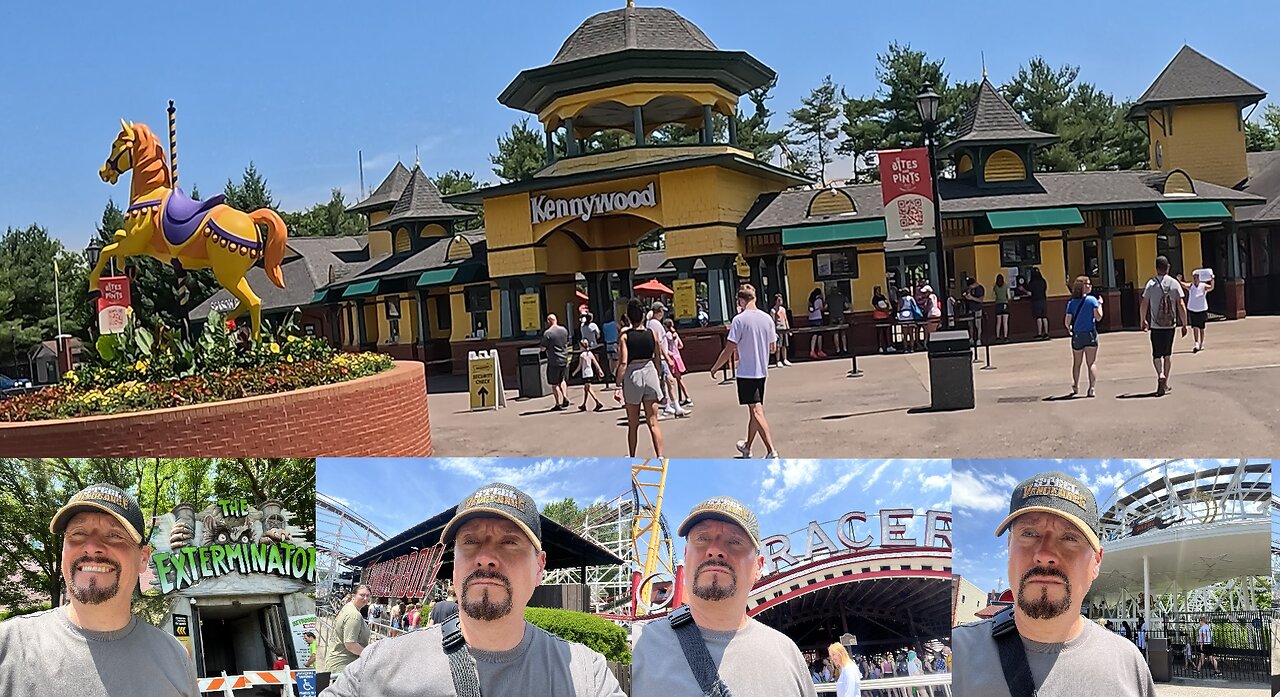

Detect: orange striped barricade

[199,667,311,696]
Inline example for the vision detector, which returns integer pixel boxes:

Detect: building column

[565,118,579,157]
[1099,225,1122,331]
[416,288,431,363]
[355,299,368,348]
[1223,220,1246,319]
[702,105,714,145]
[545,129,557,164]
[728,111,739,146]
[633,107,645,147]
[702,254,737,324]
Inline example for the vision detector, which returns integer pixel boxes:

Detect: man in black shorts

[541,314,570,409]
[709,284,778,459]
[1139,256,1188,396]
[1029,267,1049,339]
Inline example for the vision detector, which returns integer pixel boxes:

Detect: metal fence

[1143,610,1270,682]
[816,673,951,697]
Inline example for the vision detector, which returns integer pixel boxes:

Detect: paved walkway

[1156,678,1268,696]
[428,317,1280,458]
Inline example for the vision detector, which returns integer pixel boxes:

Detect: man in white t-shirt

[709,284,778,458]
[1194,617,1221,676]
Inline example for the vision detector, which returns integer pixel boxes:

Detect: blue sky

[660,459,950,570]
[3,1,1276,251]
[952,459,1268,595]
[317,458,631,538]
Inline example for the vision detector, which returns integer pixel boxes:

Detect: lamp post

[916,83,948,328]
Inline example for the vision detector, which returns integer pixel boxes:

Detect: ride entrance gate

[1142,610,1270,683]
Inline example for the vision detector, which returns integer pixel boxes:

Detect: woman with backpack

[1066,275,1104,397]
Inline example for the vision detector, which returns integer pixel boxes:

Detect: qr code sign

[897,198,924,229]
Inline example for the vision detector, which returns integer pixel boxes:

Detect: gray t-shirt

[0,607,198,697]
[542,325,570,366]
[322,620,624,697]
[327,602,371,674]
[1142,274,1185,329]
[632,617,817,697]
[952,617,1156,697]
[582,322,601,349]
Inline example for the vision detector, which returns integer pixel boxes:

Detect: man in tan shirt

[326,585,371,675]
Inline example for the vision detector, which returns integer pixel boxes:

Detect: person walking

[1029,267,1050,339]
[1184,272,1214,352]
[1139,255,1188,396]
[1194,617,1222,676]
[993,274,1010,341]
[919,284,941,342]
[1065,276,1103,398]
[963,277,986,345]
[616,298,664,458]
[662,318,693,406]
[710,284,779,459]
[580,310,606,384]
[541,314,571,410]
[772,294,794,366]
[574,339,605,411]
[807,288,826,359]
[829,643,861,697]
[602,310,620,386]
[828,286,849,355]
[647,303,689,418]
[896,288,923,352]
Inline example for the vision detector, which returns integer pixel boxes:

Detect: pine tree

[491,118,549,182]
[787,75,843,183]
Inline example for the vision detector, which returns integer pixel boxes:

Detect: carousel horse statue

[90,119,287,339]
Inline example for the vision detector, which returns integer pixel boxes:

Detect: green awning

[416,268,459,287]
[1157,201,1231,221]
[310,289,333,304]
[986,207,1084,230]
[341,279,381,299]
[781,219,887,248]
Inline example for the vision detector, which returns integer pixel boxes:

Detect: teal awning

[781,219,887,248]
[986,207,1084,230]
[310,289,335,304]
[416,268,459,287]
[341,279,381,299]
[1157,201,1231,221]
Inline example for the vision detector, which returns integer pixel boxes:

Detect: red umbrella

[633,279,674,295]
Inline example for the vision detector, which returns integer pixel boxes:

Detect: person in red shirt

[272,654,286,671]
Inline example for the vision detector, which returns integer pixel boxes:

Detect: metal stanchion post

[847,321,862,378]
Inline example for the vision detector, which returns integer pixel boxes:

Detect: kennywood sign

[530,182,657,225]
[762,508,951,575]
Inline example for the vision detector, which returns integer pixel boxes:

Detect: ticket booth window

[1000,235,1042,283]
[464,285,491,337]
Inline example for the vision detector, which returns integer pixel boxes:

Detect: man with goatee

[322,483,624,696]
[953,471,1155,696]
[0,484,198,696]
[632,496,816,697]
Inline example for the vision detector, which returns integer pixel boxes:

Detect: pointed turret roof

[939,78,1057,157]
[1128,45,1265,120]
[348,162,411,214]
[378,165,473,228]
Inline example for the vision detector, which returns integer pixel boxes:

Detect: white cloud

[757,459,821,514]
[804,468,861,508]
[920,474,949,493]
[952,469,1018,512]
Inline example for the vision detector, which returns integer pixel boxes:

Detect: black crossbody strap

[669,607,733,697]
[1070,296,1087,330]
[991,607,1037,697]
[441,616,482,697]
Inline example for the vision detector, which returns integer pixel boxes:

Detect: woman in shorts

[1065,275,1104,397]
[771,294,793,366]
[1183,272,1214,352]
[993,274,1010,342]
[615,298,664,457]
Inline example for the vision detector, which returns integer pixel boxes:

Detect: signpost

[295,670,317,697]
[673,279,697,320]
[97,276,131,334]
[172,614,192,657]
[878,148,936,241]
[468,349,506,411]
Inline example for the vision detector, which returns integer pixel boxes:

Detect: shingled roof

[940,78,1057,157]
[348,162,411,214]
[378,165,474,228]
[551,5,717,65]
[1239,151,1280,224]
[1127,45,1265,120]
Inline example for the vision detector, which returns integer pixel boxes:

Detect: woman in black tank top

[615,298,663,457]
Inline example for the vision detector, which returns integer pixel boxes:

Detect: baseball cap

[441,483,543,552]
[677,496,760,547]
[50,483,146,545]
[994,471,1101,551]
[651,302,666,312]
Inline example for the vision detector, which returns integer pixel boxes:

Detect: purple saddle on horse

[162,189,226,247]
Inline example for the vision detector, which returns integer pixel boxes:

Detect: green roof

[781,219,887,248]
[416,268,459,287]
[986,207,1084,230]
[341,279,381,299]
[1157,200,1231,221]
[310,289,331,304]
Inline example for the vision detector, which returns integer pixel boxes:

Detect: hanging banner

[97,276,132,334]
[878,148,936,240]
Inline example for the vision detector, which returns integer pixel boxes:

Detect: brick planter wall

[0,361,431,457]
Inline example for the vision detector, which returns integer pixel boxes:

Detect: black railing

[1141,611,1271,683]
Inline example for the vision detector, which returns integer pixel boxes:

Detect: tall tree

[734,80,788,161]
[0,225,86,374]
[282,189,369,238]
[432,170,484,231]
[223,162,279,212]
[491,118,548,182]
[787,75,843,183]
[836,95,884,183]
[1245,104,1280,152]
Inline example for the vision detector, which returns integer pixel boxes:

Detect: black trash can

[927,330,975,411]
[1147,637,1170,682]
[518,347,550,399]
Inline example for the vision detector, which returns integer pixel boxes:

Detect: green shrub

[0,603,52,622]
[525,607,631,664]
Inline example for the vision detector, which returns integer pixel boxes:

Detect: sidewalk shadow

[1116,391,1162,399]
[821,407,910,420]
[1043,393,1079,402]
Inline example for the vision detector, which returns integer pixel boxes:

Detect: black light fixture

[915,84,941,127]
[84,238,102,268]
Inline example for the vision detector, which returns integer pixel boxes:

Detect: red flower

[226,319,237,331]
